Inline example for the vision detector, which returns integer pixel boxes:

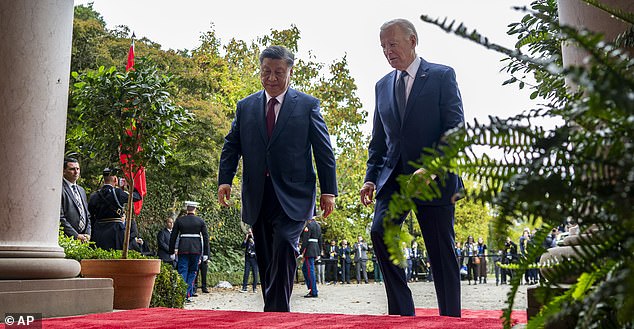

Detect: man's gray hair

[259,45,295,67]
[381,18,418,45]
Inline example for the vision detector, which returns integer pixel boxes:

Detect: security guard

[169,201,210,302]
[88,168,142,250]
[300,217,322,298]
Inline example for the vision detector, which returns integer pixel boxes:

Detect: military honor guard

[169,201,210,302]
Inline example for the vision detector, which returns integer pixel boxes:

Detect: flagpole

[122,31,136,259]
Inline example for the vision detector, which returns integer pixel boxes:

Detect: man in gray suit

[60,157,91,242]
[353,236,369,284]
[218,45,337,312]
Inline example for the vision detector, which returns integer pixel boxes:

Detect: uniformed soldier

[300,217,322,298]
[88,168,142,250]
[169,201,210,302]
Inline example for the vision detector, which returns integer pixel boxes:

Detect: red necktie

[266,97,278,139]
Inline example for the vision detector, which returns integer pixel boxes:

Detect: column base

[0,278,114,319]
[0,257,80,279]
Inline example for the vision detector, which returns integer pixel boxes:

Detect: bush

[150,263,187,308]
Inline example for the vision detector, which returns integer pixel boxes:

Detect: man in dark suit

[60,157,91,242]
[360,18,464,317]
[169,201,210,302]
[240,227,258,293]
[218,45,338,312]
[157,217,176,268]
[325,240,339,284]
[339,240,352,284]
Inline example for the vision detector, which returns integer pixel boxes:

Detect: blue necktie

[395,71,408,120]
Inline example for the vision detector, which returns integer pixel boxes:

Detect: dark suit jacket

[365,58,464,205]
[60,180,91,238]
[156,228,172,262]
[218,88,338,224]
[339,246,352,264]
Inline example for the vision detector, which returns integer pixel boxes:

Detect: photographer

[241,227,258,293]
[501,236,518,284]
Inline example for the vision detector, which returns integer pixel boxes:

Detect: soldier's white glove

[203,255,208,262]
[170,254,176,260]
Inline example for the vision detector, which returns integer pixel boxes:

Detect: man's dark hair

[63,157,78,169]
[259,45,294,67]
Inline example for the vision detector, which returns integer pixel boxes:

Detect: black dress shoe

[202,288,210,293]
[303,293,317,298]
[192,293,198,297]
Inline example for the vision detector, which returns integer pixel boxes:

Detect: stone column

[0,1,114,318]
[558,0,634,68]
[0,0,80,279]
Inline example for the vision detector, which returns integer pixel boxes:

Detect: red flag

[120,33,147,215]
[125,34,135,71]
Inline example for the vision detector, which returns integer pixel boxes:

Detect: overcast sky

[75,0,539,134]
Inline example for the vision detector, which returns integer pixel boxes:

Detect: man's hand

[170,254,176,260]
[135,237,144,245]
[77,234,90,243]
[413,168,436,185]
[218,184,232,207]
[320,194,335,218]
[203,255,209,262]
[360,182,375,206]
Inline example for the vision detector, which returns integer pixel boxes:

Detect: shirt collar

[402,56,421,79]
[265,89,288,105]
[63,178,76,188]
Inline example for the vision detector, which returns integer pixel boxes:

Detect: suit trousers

[341,261,351,283]
[253,177,305,312]
[371,197,461,317]
[356,259,368,283]
[195,259,208,290]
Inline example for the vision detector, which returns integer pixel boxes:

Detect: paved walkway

[186,279,529,315]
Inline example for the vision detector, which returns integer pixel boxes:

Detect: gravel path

[186,279,528,315]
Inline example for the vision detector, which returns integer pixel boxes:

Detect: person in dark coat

[169,201,210,302]
[339,240,352,284]
[241,227,259,293]
[300,217,322,298]
[325,240,339,284]
[60,157,91,242]
[89,168,142,251]
[359,18,464,317]
[157,217,176,268]
[217,46,337,312]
